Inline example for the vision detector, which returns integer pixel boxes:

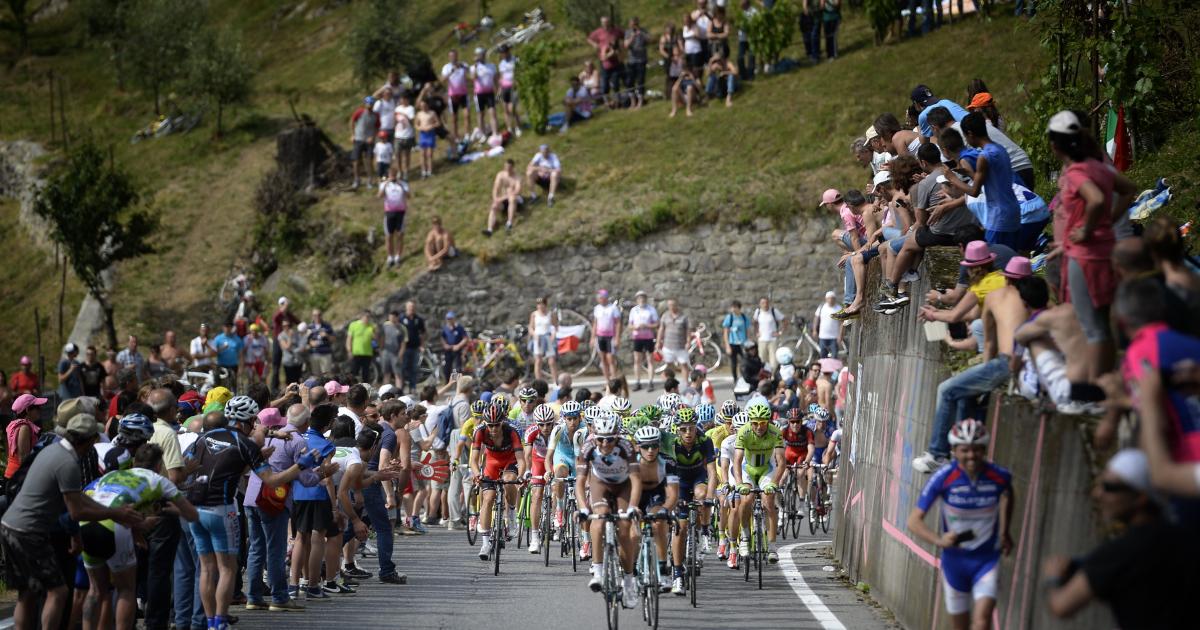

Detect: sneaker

[622,575,638,608]
[359,542,377,557]
[340,575,359,587]
[891,293,911,306]
[726,550,739,569]
[902,269,921,283]
[873,302,901,315]
[588,570,604,592]
[438,518,449,526]
[446,520,461,531]
[269,599,304,612]
[912,451,948,474]
[505,223,512,234]
[768,550,779,564]
[529,193,540,204]
[323,580,355,595]
[658,570,673,593]
[482,229,493,238]
[717,540,728,560]
[410,520,428,534]
[244,600,268,611]
[671,577,685,596]
[343,565,373,580]
[305,587,330,601]
[478,538,493,560]
[547,195,555,208]
[379,572,408,585]
[739,539,749,556]
[286,585,300,600]
[529,536,541,554]
[702,534,712,554]
[579,541,592,561]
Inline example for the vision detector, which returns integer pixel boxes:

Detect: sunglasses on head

[1101,480,1137,494]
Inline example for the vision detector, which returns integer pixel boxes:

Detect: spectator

[813,291,842,358]
[372,130,393,183]
[657,298,692,372]
[243,324,270,384]
[1144,215,1200,305]
[736,0,757,79]
[919,241,1011,327]
[579,60,601,99]
[592,289,622,383]
[587,16,624,108]
[753,297,786,367]
[529,297,560,383]
[423,215,457,271]
[911,84,969,141]
[525,144,562,207]
[379,310,408,389]
[270,296,300,390]
[659,23,682,93]
[189,323,217,372]
[8,355,38,395]
[307,309,335,376]
[116,334,145,383]
[57,342,83,400]
[484,159,523,236]
[496,46,522,135]
[144,388,186,630]
[689,0,712,67]
[704,51,738,107]
[373,86,397,144]
[1044,449,1198,628]
[277,319,305,385]
[927,104,1034,190]
[801,0,823,63]
[669,66,701,118]
[347,310,378,385]
[939,112,1022,248]
[966,78,1005,130]
[440,311,470,382]
[740,341,765,392]
[441,49,471,141]
[348,96,379,189]
[623,17,649,109]
[708,5,730,60]
[873,111,922,157]
[399,301,426,395]
[79,345,106,398]
[821,0,842,60]
[561,76,594,133]
[681,13,704,76]
[1013,294,1099,414]
[722,300,752,381]
[4,392,45,480]
[1047,110,1138,381]
[469,47,499,135]
[414,98,440,179]
[377,174,410,268]
[831,189,872,317]
[213,322,243,382]
[627,290,660,391]
[851,137,872,170]
[393,91,416,181]
[1136,366,1200,497]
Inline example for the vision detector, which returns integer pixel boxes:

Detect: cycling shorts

[941,549,1000,614]
[811,447,827,465]
[678,470,708,501]
[483,453,519,480]
[80,521,137,572]
[552,451,577,476]
[190,504,240,556]
[588,475,632,512]
[530,455,547,486]
[785,445,809,466]
[741,458,777,488]
[638,480,670,513]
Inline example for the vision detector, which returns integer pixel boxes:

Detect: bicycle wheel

[466,485,480,546]
[648,551,660,629]
[807,483,819,536]
[701,339,723,372]
[789,484,803,539]
[541,493,553,567]
[493,494,505,576]
[555,308,597,377]
[418,350,438,386]
[743,519,751,582]
[605,543,621,630]
[819,478,831,534]
[756,520,765,590]
[688,526,699,608]
[569,508,579,572]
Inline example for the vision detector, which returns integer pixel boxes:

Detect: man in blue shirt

[912,84,968,140]
[307,309,336,377]
[440,311,470,382]
[289,404,341,600]
[213,323,243,383]
[941,113,1022,250]
[722,300,752,381]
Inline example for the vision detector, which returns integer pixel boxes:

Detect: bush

[863,0,898,45]
[558,0,620,34]
[252,167,311,275]
[345,0,430,88]
[742,0,796,67]
[515,39,566,134]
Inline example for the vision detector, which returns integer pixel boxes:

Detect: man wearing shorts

[523,404,557,554]
[627,290,659,391]
[470,47,499,135]
[657,298,691,371]
[381,310,408,389]
[592,289,622,382]
[484,159,523,236]
[670,415,716,594]
[496,45,521,135]
[525,144,562,207]
[348,96,379,189]
[587,16,624,108]
[543,400,584,531]
[287,404,341,601]
[377,175,409,267]
[730,402,784,563]
[441,49,471,140]
[576,411,640,608]
[415,99,439,179]
[633,426,679,594]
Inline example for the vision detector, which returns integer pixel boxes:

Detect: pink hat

[1001,256,1033,279]
[821,189,842,206]
[258,407,286,428]
[19,356,31,366]
[959,241,997,267]
[596,289,609,297]
[12,393,48,415]
[324,380,349,396]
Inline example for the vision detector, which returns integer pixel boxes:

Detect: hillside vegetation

[0,1,1050,366]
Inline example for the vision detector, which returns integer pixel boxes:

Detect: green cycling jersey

[734,423,783,471]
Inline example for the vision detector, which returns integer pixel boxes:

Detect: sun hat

[65,413,101,438]
[1001,256,1033,279]
[258,407,286,428]
[821,189,842,205]
[959,241,997,267]
[825,290,836,299]
[278,296,289,305]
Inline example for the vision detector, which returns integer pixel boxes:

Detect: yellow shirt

[706,424,732,447]
[969,271,1007,306]
[460,416,478,440]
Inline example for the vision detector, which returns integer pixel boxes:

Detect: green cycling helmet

[675,407,697,425]
[639,404,663,425]
[746,402,772,421]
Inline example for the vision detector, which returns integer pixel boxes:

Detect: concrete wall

[833,260,1112,630]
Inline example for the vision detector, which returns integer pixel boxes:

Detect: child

[415,99,440,179]
[377,175,410,267]
[372,130,394,184]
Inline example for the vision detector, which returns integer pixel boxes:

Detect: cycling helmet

[634,425,661,446]
[482,404,505,425]
[517,386,538,402]
[809,406,831,422]
[532,404,556,424]
[611,396,632,415]
[661,393,682,412]
[695,403,716,426]
[774,346,794,366]
[676,407,697,425]
[807,403,824,415]
[580,399,597,410]
[745,402,772,422]
[593,410,620,437]
[786,407,803,420]
[731,411,749,430]
[639,404,663,426]
[470,400,488,416]
[948,418,990,446]
[492,396,511,418]
[224,395,260,425]
[582,405,605,426]
[719,399,739,421]
[560,400,583,418]
[117,413,155,441]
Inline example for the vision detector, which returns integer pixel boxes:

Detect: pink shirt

[1054,159,1117,261]
[838,204,865,242]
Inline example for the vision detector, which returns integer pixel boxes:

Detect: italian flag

[1105,107,1132,172]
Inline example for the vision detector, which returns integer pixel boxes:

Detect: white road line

[778,542,847,630]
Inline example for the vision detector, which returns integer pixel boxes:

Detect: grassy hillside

[0,1,1050,368]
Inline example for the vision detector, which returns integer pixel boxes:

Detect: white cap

[399,395,416,411]
[864,125,879,141]
[935,174,948,184]
[872,170,891,186]
[474,47,485,55]
[1047,110,1083,134]
[63,342,78,354]
[377,383,396,398]
[825,291,836,299]
[1105,449,1154,495]
[278,296,288,305]
[244,289,254,298]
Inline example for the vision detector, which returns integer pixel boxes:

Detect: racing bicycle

[589,511,637,630]
[483,477,525,575]
[556,476,580,572]
[637,511,674,629]
[806,463,832,535]
[465,469,481,546]
[779,463,805,540]
[743,488,768,590]
[679,499,716,607]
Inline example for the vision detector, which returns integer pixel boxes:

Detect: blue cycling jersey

[916,460,1012,555]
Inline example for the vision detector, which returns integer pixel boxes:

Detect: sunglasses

[750,421,769,427]
[677,424,696,430]
[597,436,618,444]
[537,421,556,426]
[787,418,802,423]
[639,444,659,450]
[485,421,504,427]
[1101,480,1137,494]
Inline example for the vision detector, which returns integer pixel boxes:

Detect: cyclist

[509,386,539,434]
[633,425,679,594]
[780,407,810,505]
[576,410,640,608]
[694,402,716,432]
[610,395,633,419]
[907,419,1014,630]
[803,406,835,496]
[575,404,604,560]
[670,409,717,594]
[544,400,584,536]
[826,426,842,470]
[730,402,785,564]
[470,403,527,561]
[717,411,748,567]
[705,399,738,447]
[523,404,557,554]
[455,399,488,525]
[103,413,156,472]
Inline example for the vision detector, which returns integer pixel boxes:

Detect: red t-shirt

[272,309,299,337]
[8,372,39,394]
[588,27,624,70]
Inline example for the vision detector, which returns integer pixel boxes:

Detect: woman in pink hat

[4,393,47,480]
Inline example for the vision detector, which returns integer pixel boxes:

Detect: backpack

[433,406,456,451]
[0,431,61,515]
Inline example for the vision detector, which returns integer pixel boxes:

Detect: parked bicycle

[488,7,554,54]
[467,324,528,383]
[654,322,724,374]
[785,315,849,365]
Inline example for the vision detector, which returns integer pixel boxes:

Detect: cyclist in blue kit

[907,418,1014,630]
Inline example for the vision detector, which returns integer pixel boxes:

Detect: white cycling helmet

[719,399,739,420]
[731,411,749,431]
[560,400,583,418]
[611,396,632,414]
[774,346,794,366]
[532,403,557,424]
[948,418,990,446]
[634,425,661,445]
[593,410,621,437]
[583,405,605,426]
[224,395,260,425]
[660,393,682,412]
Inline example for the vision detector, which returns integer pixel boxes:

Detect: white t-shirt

[593,303,621,337]
[330,445,362,491]
[754,306,784,341]
[338,406,363,436]
[627,304,659,340]
[682,25,702,54]
[530,152,561,171]
[177,431,199,456]
[471,62,497,94]
[394,104,415,139]
[373,98,397,131]
[380,180,409,212]
[442,62,469,96]
[814,303,841,340]
[566,86,593,115]
[189,336,215,367]
[498,58,517,88]
[871,151,893,175]
[374,141,394,164]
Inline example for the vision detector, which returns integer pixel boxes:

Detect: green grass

[3,1,1166,367]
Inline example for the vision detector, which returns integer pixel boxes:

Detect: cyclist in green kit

[729,402,785,563]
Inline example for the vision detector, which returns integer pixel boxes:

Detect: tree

[1,0,32,56]
[187,28,253,137]
[345,0,430,88]
[80,0,134,89]
[124,0,205,114]
[33,140,159,348]
[515,39,565,134]
[558,0,620,34]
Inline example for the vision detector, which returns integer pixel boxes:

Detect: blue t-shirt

[213,332,243,368]
[722,312,751,345]
[979,142,1020,233]
[917,460,1012,555]
[918,99,969,138]
[292,428,336,500]
[441,324,467,347]
[958,146,981,170]
[309,321,334,355]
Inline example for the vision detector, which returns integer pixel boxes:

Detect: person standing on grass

[373,86,397,144]
[470,47,499,135]
[348,96,379,189]
[441,49,471,141]
[497,46,522,135]
[377,174,410,268]
[624,17,649,110]
[587,15,625,109]
[484,159,523,237]
[415,99,440,179]
[393,91,416,182]
[372,130,394,184]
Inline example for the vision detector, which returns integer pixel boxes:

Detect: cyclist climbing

[717,411,748,568]
[907,419,1014,630]
[730,402,784,564]
[803,406,835,495]
[576,410,640,608]
[544,400,584,536]
[632,425,679,594]
[470,403,527,561]
[523,403,557,554]
[780,407,810,508]
[509,386,540,434]
[670,409,717,594]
